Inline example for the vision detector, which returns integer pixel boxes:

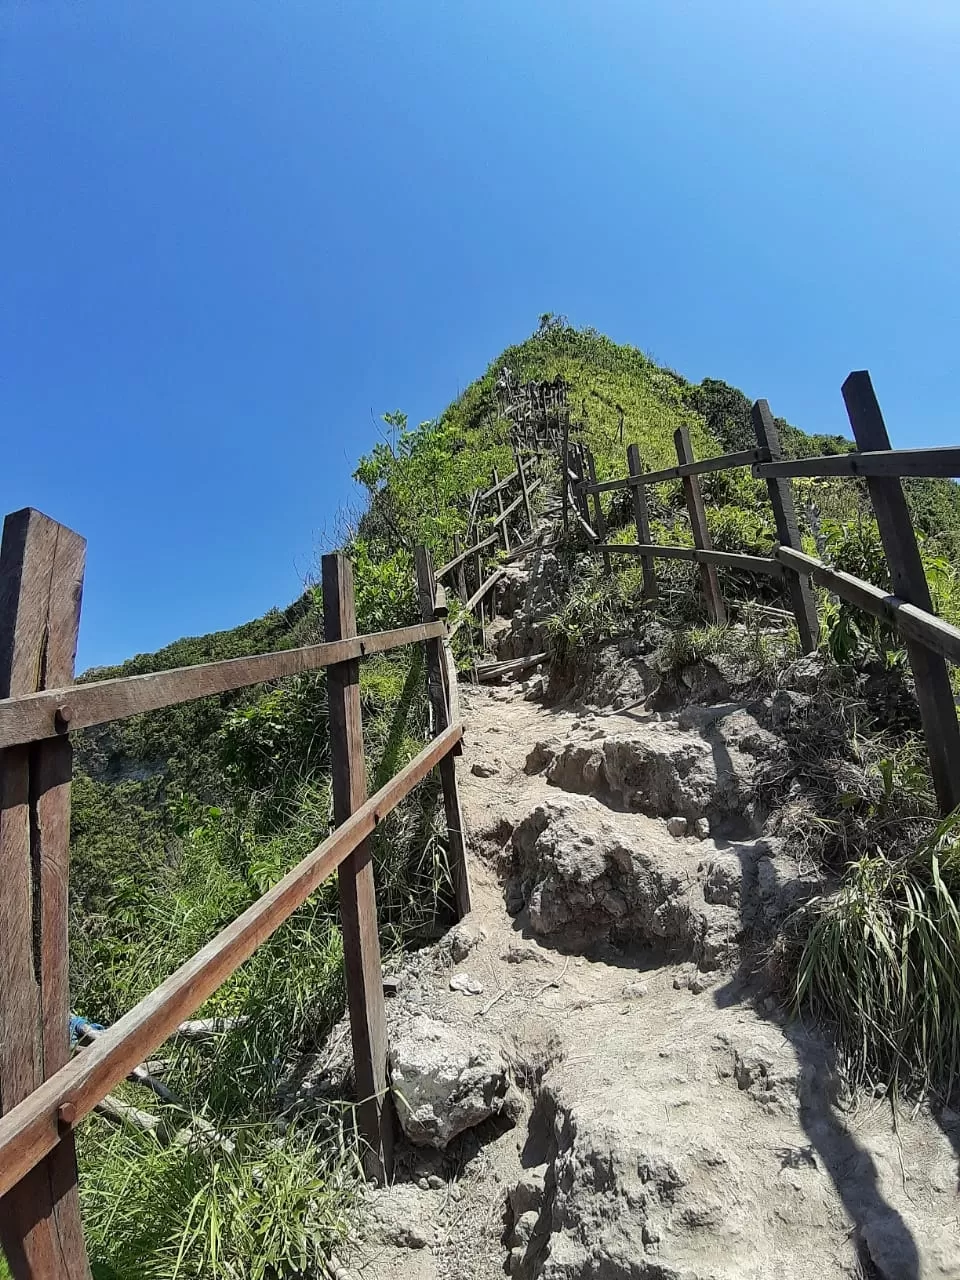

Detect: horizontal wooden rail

[0,622,444,750]
[502,536,558,564]
[578,449,761,496]
[447,568,505,640]
[593,543,782,575]
[478,468,519,503]
[0,721,463,1200]
[488,479,542,534]
[573,510,600,543]
[476,652,548,680]
[435,531,499,582]
[755,445,960,481]
[776,547,960,665]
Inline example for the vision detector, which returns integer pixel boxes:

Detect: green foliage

[795,811,960,1100]
[79,1117,358,1280]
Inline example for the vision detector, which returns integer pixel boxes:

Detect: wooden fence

[434,447,545,675]
[0,510,472,1279]
[567,370,960,816]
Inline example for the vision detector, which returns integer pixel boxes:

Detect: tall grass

[79,1117,359,1280]
[794,811,960,1100]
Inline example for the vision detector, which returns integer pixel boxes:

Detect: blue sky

[3,1,959,669]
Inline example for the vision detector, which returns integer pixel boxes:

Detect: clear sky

[3,1,959,669]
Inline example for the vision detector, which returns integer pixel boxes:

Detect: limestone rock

[389,1015,512,1147]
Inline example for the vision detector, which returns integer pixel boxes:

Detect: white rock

[666,815,688,838]
[389,1015,511,1147]
[449,973,484,995]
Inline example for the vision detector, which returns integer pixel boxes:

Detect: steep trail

[342,540,959,1280]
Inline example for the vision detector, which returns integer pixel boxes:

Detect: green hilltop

[49,318,960,1280]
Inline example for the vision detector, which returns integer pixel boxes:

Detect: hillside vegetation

[28,319,960,1280]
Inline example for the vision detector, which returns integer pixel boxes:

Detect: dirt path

[344,617,960,1280]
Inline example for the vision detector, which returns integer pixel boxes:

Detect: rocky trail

[332,544,960,1280]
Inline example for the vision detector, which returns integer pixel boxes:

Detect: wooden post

[0,509,91,1280]
[674,427,726,624]
[452,534,469,604]
[493,467,512,553]
[414,548,471,919]
[514,446,535,534]
[626,445,657,602]
[842,371,960,815]
[585,449,610,574]
[451,535,476,683]
[751,400,819,652]
[322,554,393,1182]
[572,445,590,523]
[561,413,570,532]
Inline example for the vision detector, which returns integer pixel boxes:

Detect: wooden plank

[776,547,960,664]
[447,569,505,641]
[577,448,762,495]
[573,509,600,544]
[492,468,512,552]
[561,414,570,531]
[0,722,462,1201]
[452,534,469,605]
[593,544,781,574]
[478,468,519,504]
[675,428,726,624]
[0,621,444,751]
[596,542,697,562]
[434,532,499,584]
[322,554,392,1182]
[586,450,610,575]
[626,444,657,602]
[842,371,960,814]
[755,445,960,480]
[476,652,548,680]
[501,536,558,564]
[489,489,525,537]
[752,400,820,652]
[0,509,90,1280]
[414,549,471,919]
[514,444,535,532]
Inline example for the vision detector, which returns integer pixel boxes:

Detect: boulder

[389,1015,513,1147]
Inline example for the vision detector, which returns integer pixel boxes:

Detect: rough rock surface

[340,629,959,1280]
[390,1015,513,1148]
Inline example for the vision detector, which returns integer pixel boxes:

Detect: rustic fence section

[0,517,471,1277]
[435,450,544,678]
[569,370,960,817]
[0,509,89,1280]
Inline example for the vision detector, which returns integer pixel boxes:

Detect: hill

[51,319,960,1280]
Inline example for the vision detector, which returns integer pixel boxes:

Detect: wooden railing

[435,446,544,672]
[0,512,470,1279]
[568,370,960,818]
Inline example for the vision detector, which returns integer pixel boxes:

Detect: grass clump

[79,1117,358,1280]
[794,812,960,1101]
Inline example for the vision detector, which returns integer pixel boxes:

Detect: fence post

[751,400,820,652]
[492,467,511,553]
[841,371,960,815]
[561,413,570,532]
[0,509,91,1280]
[414,548,472,919]
[626,445,657,602]
[674,427,726,624]
[322,553,393,1182]
[585,449,611,574]
[514,445,535,534]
